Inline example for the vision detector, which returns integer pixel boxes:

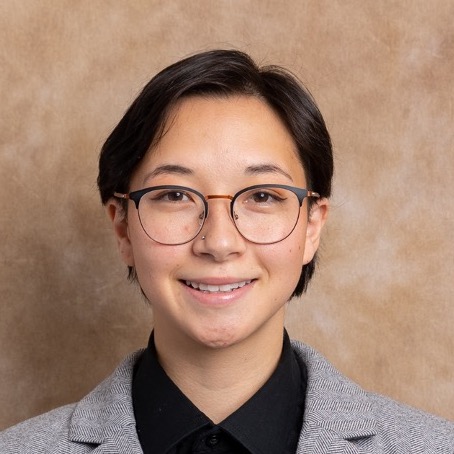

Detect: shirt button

[205,433,221,447]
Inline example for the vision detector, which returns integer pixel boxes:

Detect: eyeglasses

[114,184,320,245]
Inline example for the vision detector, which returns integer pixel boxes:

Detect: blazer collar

[291,340,377,453]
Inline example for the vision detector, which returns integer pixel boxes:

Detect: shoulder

[291,340,454,452]
[0,350,144,454]
[367,389,454,448]
[0,405,82,454]
[362,386,454,452]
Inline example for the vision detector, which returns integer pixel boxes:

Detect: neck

[154,325,285,423]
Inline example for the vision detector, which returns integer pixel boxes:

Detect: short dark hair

[98,49,333,296]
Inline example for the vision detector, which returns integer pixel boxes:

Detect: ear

[106,198,135,267]
[303,198,329,265]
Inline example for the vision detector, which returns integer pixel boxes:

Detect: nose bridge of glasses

[205,194,234,201]
[202,194,236,222]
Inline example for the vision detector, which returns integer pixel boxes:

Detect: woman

[1,49,453,453]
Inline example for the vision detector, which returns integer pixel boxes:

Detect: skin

[107,95,328,421]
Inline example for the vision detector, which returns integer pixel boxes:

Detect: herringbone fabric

[1,342,453,453]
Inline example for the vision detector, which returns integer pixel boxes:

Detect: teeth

[185,280,252,292]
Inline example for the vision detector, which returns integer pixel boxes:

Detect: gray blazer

[1,341,453,453]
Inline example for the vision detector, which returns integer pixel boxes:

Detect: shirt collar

[132,330,306,454]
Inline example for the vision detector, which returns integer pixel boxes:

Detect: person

[0,49,452,454]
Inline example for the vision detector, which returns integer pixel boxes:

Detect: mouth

[183,279,253,293]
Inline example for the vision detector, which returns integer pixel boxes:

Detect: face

[108,96,327,352]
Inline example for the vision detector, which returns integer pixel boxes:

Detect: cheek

[132,246,188,305]
[134,246,180,273]
[286,224,307,261]
[285,230,307,278]
[263,237,306,285]
[128,227,185,282]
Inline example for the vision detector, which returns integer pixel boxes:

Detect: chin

[191,325,246,350]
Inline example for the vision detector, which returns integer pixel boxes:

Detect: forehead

[133,95,307,188]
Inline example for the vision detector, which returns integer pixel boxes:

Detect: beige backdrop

[1,1,453,429]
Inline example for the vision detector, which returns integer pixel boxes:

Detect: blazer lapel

[68,350,145,454]
[90,432,143,454]
[296,418,376,453]
[291,340,377,453]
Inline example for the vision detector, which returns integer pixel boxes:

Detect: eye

[249,190,285,204]
[162,190,189,202]
[252,191,271,203]
[147,189,193,204]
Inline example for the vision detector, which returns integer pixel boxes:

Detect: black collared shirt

[132,331,306,454]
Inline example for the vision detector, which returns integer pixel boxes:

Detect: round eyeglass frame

[114,184,320,245]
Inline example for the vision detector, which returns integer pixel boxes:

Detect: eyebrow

[142,163,294,185]
[142,164,193,185]
[244,164,294,182]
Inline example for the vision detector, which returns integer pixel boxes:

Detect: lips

[184,279,252,293]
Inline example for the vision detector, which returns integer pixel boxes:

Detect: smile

[184,280,252,293]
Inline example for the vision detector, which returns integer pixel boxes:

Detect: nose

[192,196,246,261]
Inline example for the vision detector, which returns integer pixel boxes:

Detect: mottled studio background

[1,1,453,429]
